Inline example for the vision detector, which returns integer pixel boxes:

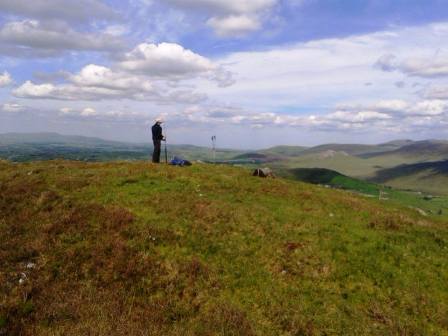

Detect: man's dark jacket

[151,123,163,163]
[152,123,163,142]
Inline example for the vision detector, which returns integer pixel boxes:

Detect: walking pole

[164,138,168,164]
[163,122,168,164]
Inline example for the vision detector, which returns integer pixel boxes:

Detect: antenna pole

[211,136,216,163]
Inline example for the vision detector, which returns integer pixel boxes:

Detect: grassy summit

[1,160,447,335]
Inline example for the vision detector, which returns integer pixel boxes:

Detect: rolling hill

[364,140,448,162]
[286,167,380,195]
[1,160,447,335]
[259,145,308,157]
[297,141,407,157]
[0,132,128,147]
[274,151,379,178]
[0,133,242,162]
[371,160,448,195]
[231,152,281,163]
[259,140,448,195]
[3,133,448,196]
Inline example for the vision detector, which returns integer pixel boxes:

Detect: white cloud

[0,20,125,57]
[0,0,117,23]
[12,41,234,102]
[370,100,409,113]
[57,106,150,123]
[327,110,392,122]
[13,78,152,101]
[119,42,214,77]
[165,0,276,15]
[191,21,448,125]
[0,71,12,87]
[13,64,207,103]
[81,107,97,116]
[410,100,447,116]
[70,64,153,92]
[164,0,277,37]
[118,42,234,86]
[102,25,130,37]
[14,81,57,98]
[376,53,448,78]
[424,86,448,100]
[196,30,397,112]
[1,102,24,113]
[334,99,447,118]
[375,54,398,72]
[337,100,409,114]
[60,107,73,114]
[207,15,260,37]
[168,95,447,135]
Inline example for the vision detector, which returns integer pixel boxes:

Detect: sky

[1,0,448,149]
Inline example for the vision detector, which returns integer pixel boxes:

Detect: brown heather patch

[0,164,223,335]
[0,172,166,335]
[270,241,333,279]
[338,194,368,210]
[367,303,393,326]
[192,201,235,225]
[368,211,415,230]
[260,183,291,197]
[271,310,317,336]
[196,303,256,336]
[53,176,92,192]
[296,190,314,200]
[181,258,211,282]
[35,190,62,210]
[285,241,305,252]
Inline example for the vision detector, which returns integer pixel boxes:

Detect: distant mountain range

[0,132,243,162]
[1,132,448,194]
[230,139,448,195]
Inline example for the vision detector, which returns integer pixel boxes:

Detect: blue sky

[1,0,448,148]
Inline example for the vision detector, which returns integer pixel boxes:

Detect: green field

[1,160,447,335]
[277,167,448,221]
[283,167,381,195]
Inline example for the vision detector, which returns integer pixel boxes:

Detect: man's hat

[155,118,164,124]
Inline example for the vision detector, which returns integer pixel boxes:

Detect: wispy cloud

[0,20,126,57]
[159,0,278,37]
[0,0,118,23]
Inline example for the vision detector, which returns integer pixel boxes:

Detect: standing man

[151,118,165,163]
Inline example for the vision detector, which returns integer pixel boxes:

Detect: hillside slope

[298,142,403,157]
[365,140,448,162]
[371,160,448,195]
[287,168,380,195]
[1,161,447,335]
[259,145,308,157]
[276,152,379,178]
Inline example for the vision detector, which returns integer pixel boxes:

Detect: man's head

[155,118,164,125]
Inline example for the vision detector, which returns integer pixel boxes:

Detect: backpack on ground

[170,156,192,166]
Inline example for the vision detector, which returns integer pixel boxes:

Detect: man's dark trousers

[153,140,161,163]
